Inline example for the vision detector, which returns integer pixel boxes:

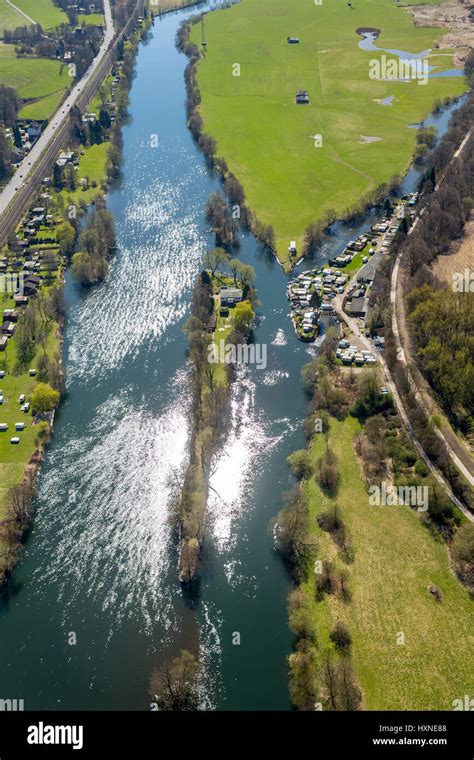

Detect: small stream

[358,31,463,79]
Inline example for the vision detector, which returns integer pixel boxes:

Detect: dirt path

[5,0,36,25]
[391,130,474,491]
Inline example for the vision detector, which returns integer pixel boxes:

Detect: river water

[0,4,465,711]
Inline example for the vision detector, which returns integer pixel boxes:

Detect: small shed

[296,90,310,104]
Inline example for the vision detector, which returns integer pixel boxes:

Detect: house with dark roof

[347,296,367,318]
[296,89,310,104]
[220,288,243,307]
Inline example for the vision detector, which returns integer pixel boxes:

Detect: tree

[53,162,63,190]
[329,622,352,652]
[31,383,60,414]
[5,479,35,532]
[57,221,76,255]
[451,523,474,588]
[287,450,313,480]
[315,448,340,497]
[233,301,254,335]
[150,650,199,711]
[238,263,256,289]
[202,248,229,277]
[274,486,316,579]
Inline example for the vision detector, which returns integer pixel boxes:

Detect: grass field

[191,0,467,267]
[304,416,474,710]
[59,142,110,205]
[0,291,60,519]
[0,0,24,34]
[77,13,104,26]
[0,51,69,119]
[11,0,67,29]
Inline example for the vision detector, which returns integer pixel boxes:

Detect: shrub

[329,622,352,652]
[288,450,313,480]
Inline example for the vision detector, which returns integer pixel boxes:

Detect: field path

[391,128,474,490]
[331,151,376,189]
[5,0,36,25]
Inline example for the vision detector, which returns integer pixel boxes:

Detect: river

[0,3,465,711]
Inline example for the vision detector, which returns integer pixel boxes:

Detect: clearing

[0,48,69,119]
[191,0,467,267]
[305,416,474,709]
[9,0,67,29]
[432,220,474,285]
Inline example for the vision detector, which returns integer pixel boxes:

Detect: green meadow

[0,49,69,119]
[0,292,61,519]
[77,13,104,27]
[12,0,67,29]
[0,0,24,34]
[60,142,110,206]
[191,0,467,267]
[305,417,474,710]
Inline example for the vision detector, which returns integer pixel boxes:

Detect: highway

[0,0,146,248]
[0,0,114,218]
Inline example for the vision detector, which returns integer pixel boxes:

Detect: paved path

[332,159,474,522]
[391,128,474,488]
[5,0,36,25]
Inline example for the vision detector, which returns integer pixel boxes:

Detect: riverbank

[189,0,467,267]
[278,352,474,710]
[0,8,152,588]
[153,0,206,15]
[179,268,255,582]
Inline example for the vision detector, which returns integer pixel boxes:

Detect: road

[334,295,474,523]
[0,0,146,249]
[332,173,474,522]
[391,128,474,489]
[0,0,114,220]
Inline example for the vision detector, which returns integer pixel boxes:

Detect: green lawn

[0,1,24,34]
[0,56,69,119]
[0,41,15,57]
[11,0,67,29]
[77,13,104,26]
[191,0,466,267]
[59,142,110,206]
[305,416,474,710]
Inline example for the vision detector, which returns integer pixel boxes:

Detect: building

[347,296,367,318]
[2,310,19,322]
[1,322,15,336]
[296,89,310,104]
[220,288,243,307]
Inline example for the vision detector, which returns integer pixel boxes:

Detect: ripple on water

[32,370,190,640]
[207,367,294,562]
[67,164,207,386]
